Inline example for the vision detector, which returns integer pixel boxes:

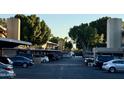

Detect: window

[113,60,124,64]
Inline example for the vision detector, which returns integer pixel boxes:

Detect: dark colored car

[16,53,33,61]
[45,51,63,61]
[84,57,94,65]
[46,53,57,61]
[94,55,114,69]
[10,56,34,68]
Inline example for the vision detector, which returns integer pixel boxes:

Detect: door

[114,61,124,71]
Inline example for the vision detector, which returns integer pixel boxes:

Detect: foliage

[64,41,73,50]
[89,17,110,42]
[0,18,7,28]
[15,14,51,45]
[68,17,110,50]
[49,36,60,43]
[69,23,104,50]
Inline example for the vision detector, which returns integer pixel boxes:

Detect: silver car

[0,62,16,79]
[102,59,124,73]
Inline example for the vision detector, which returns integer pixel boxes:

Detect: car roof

[13,56,31,60]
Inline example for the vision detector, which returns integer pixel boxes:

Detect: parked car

[46,53,58,61]
[102,59,124,73]
[10,56,34,68]
[41,55,49,63]
[0,62,15,78]
[94,55,114,69]
[84,57,94,66]
[33,55,49,63]
[69,51,75,56]
[74,51,82,56]
[63,53,72,58]
[16,53,33,61]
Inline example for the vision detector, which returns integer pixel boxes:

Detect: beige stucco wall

[7,18,20,40]
[58,39,65,50]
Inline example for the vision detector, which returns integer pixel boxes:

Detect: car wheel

[42,59,47,63]
[109,67,116,73]
[22,63,28,68]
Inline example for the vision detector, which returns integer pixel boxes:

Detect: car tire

[22,63,28,68]
[109,67,116,73]
[42,59,47,63]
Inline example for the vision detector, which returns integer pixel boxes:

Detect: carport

[0,38,32,56]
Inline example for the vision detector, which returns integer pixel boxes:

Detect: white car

[102,59,124,73]
[41,56,49,63]
[0,62,16,78]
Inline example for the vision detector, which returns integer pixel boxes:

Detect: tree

[15,14,51,46]
[0,18,7,28]
[89,17,110,42]
[68,17,109,50]
[49,36,60,43]
[69,26,80,41]
[78,24,98,50]
[64,41,73,50]
[69,23,104,50]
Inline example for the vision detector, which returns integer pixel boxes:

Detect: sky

[1,14,124,38]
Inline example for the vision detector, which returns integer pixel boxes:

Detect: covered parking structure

[93,48,124,59]
[0,38,31,48]
[0,38,32,56]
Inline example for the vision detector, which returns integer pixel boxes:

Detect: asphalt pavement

[14,56,124,79]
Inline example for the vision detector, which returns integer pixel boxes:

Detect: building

[42,41,58,50]
[93,18,124,58]
[58,39,65,50]
[0,18,32,56]
[0,38,31,56]
[7,18,20,40]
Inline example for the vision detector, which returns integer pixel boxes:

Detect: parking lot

[14,56,124,79]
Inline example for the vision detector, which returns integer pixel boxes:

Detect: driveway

[14,56,124,79]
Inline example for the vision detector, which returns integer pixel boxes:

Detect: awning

[0,38,32,48]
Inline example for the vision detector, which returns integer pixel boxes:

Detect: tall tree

[89,17,110,42]
[69,23,103,50]
[49,36,60,43]
[15,14,51,45]
[69,26,79,41]
[65,41,73,50]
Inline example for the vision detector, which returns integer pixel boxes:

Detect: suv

[94,55,114,69]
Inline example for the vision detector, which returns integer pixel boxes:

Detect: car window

[121,61,124,64]
[113,61,124,64]
[11,57,23,60]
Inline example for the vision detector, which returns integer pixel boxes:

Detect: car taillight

[4,67,12,71]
